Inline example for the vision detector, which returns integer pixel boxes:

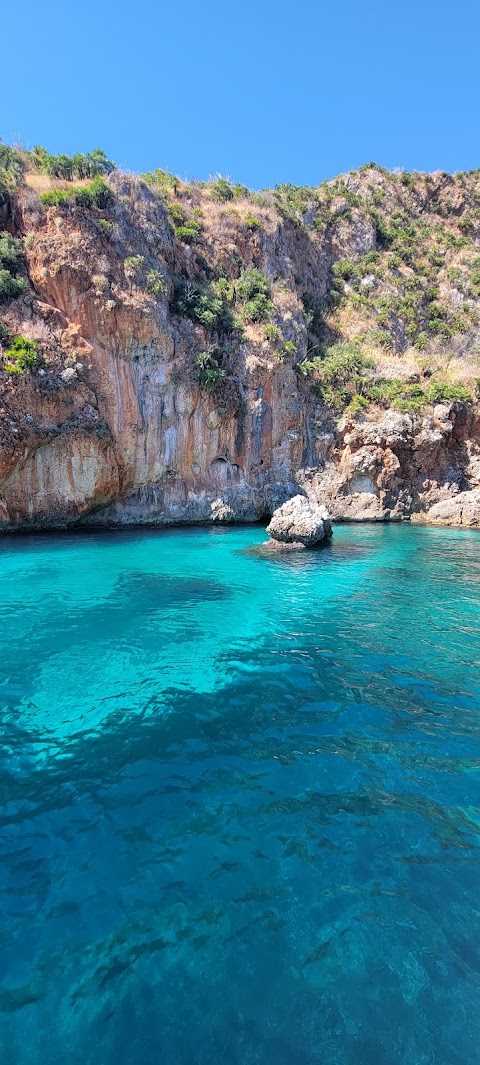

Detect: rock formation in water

[266,496,332,546]
[1,143,480,530]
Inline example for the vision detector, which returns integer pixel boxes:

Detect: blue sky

[3,0,480,188]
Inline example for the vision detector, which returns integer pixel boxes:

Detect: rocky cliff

[1,147,479,530]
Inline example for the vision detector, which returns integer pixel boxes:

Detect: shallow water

[1,523,480,1064]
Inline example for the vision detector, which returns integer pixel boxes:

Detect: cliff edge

[0,144,479,529]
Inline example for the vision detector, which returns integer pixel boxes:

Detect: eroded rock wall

[1,171,479,530]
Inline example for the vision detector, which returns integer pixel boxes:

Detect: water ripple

[0,523,479,1064]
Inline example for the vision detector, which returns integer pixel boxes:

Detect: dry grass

[199,194,275,234]
[24,172,92,194]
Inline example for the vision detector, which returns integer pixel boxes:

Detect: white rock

[266,495,332,546]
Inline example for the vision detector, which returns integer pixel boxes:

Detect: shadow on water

[240,538,374,567]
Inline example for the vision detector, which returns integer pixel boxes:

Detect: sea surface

[0,523,479,1064]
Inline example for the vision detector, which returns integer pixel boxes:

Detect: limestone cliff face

[1,166,480,530]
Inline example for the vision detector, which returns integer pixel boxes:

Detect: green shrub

[427,379,470,403]
[357,374,470,412]
[235,268,273,323]
[333,259,356,281]
[361,378,425,411]
[211,178,234,203]
[146,269,167,296]
[0,232,23,274]
[314,342,374,408]
[0,142,23,179]
[236,268,270,302]
[274,339,296,359]
[142,168,180,196]
[96,218,114,237]
[211,277,233,301]
[171,278,234,332]
[427,302,447,321]
[0,178,9,210]
[40,188,71,207]
[168,203,202,243]
[0,143,24,200]
[233,183,249,199]
[0,270,28,302]
[124,255,145,273]
[444,233,469,250]
[346,393,369,416]
[273,183,316,223]
[167,204,183,226]
[175,222,202,243]
[370,329,394,350]
[241,293,272,323]
[459,209,480,233]
[428,318,452,339]
[0,232,28,303]
[263,323,282,343]
[359,161,388,174]
[357,251,380,276]
[3,335,39,374]
[391,386,427,412]
[195,350,225,388]
[41,177,113,209]
[244,213,264,231]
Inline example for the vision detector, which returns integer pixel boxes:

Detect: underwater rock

[250,539,308,556]
[266,495,332,547]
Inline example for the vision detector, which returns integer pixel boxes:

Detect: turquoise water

[1,523,480,1064]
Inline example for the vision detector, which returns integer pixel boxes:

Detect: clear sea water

[1,522,479,1065]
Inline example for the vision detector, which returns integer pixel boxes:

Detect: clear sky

[3,0,479,188]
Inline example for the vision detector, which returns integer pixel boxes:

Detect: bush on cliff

[142,168,180,196]
[171,278,234,332]
[313,343,374,408]
[426,379,471,403]
[316,355,472,414]
[236,268,273,323]
[236,268,270,302]
[146,269,167,297]
[0,143,24,212]
[0,232,24,274]
[3,335,40,374]
[241,293,273,323]
[195,350,225,388]
[41,178,114,209]
[210,178,234,203]
[0,270,28,302]
[167,203,203,244]
[0,233,28,303]
[273,183,317,223]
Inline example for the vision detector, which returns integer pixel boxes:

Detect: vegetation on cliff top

[0,141,116,207]
[138,157,480,412]
[2,140,480,413]
[303,340,472,415]
[32,146,115,181]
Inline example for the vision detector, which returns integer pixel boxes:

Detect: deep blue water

[1,522,480,1065]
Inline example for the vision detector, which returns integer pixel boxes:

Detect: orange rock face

[1,171,479,529]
